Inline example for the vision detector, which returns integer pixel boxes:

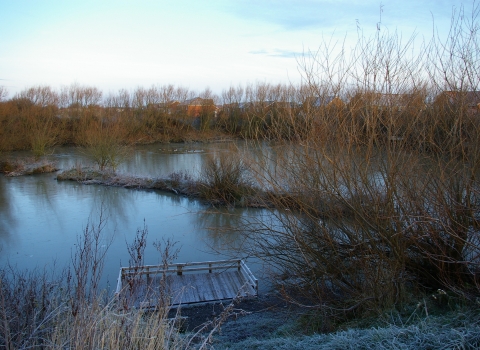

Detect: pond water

[0,142,271,293]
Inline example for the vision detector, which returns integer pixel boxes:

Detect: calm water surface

[0,142,269,292]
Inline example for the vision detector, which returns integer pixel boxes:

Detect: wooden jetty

[115,259,258,308]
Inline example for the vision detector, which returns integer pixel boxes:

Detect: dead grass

[0,212,245,349]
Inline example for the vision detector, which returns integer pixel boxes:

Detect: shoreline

[55,166,272,208]
[168,293,304,347]
[0,158,59,176]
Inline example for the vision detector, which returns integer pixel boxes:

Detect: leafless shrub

[70,209,113,316]
[168,170,195,191]
[238,2,480,323]
[81,120,130,172]
[0,158,25,174]
[119,221,149,309]
[0,266,67,349]
[200,146,255,206]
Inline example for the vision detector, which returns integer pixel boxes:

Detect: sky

[0,0,471,98]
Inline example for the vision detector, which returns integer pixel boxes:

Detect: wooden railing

[115,259,258,296]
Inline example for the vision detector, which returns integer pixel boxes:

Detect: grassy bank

[2,260,479,349]
[214,310,480,350]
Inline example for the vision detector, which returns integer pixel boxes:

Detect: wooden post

[209,263,212,273]
[146,266,150,285]
[237,260,241,271]
[177,264,183,276]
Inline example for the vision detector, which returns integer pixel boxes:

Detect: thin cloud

[249,49,268,55]
[221,0,459,33]
[249,49,302,58]
[222,0,378,31]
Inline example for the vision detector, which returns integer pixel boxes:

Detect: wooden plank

[121,259,241,272]
[188,275,202,303]
[208,274,221,299]
[175,275,196,304]
[200,274,218,301]
[210,273,226,299]
[218,271,242,298]
[217,272,236,298]
[188,275,201,303]
[171,276,185,304]
[222,271,241,296]
[117,260,258,307]
[195,274,210,301]
[194,274,209,302]
[234,271,251,296]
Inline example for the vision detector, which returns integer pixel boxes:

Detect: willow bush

[237,3,480,322]
[199,146,255,206]
[81,120,130,172]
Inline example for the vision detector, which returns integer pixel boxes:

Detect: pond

[0,142,271,293]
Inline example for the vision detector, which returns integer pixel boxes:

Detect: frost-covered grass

[0,157,58,176]
[215,310,480,350]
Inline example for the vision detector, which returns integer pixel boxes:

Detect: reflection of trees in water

[164,192,184,205]
[89,186,135,230]
[120,141,264,180]
[35,179,133,237]
[194,207,257,255]
[0,177,17,240]
[34,177,62,223]
[121,144,203,178]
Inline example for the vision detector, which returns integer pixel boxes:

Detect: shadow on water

[0,176,17,246]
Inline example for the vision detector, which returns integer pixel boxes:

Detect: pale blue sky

[0,0,468,97]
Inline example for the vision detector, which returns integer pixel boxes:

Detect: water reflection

[0,174,252,287]
[0,177,17,247]
[88,186,136,228]
[195,207,250,254]
[118,143,219,178]
[0,142,271,292]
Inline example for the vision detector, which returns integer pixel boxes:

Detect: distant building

[347,92,426,114]
[372,93,426,111]
[304,96,344,108]
[435,91,480,115]
[178,97,215,117]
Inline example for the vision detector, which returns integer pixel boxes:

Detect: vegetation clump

[0,218,185,349]
[56,164,263,207]
[199,147,258,206]
[0,158,58,176]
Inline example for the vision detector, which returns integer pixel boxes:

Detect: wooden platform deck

[115,259,258,308]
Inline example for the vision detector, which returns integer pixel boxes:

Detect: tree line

[0,79,478,158]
